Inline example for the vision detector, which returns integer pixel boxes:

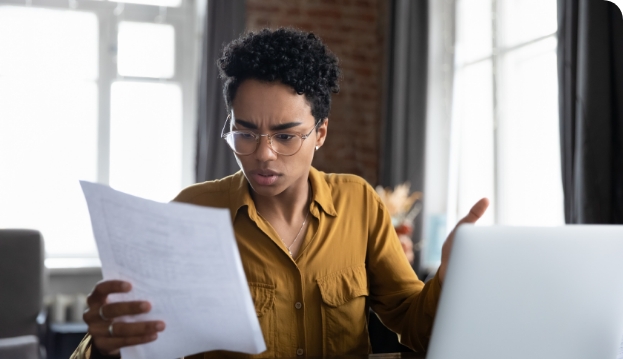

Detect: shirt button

[295,302,302,309]
[296,348,304,356]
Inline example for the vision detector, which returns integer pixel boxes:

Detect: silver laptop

[427,225,623,359]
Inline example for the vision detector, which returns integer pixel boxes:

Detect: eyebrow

[234,119,304,131]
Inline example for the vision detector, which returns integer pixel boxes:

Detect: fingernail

[155,322,165,331]
[121,282,131,291]
[150,334,158,340]
[140,302,149,311]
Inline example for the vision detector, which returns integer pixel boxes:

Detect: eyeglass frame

[220,116,322,156]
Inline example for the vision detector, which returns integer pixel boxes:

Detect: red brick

[355,0,373,8]
[285,7,302,16]
[246,3,281,13]
[306,8,343,19]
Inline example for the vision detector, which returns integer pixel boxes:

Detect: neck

[252,180,311,225]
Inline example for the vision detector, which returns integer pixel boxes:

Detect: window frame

[448,0,558,225]
[0,0,199,260]
[423,0,561,270]
[451,0,559,224]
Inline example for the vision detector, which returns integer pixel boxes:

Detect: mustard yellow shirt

[71,167,441,359]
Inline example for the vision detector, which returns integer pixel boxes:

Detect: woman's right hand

[83,280,166,357]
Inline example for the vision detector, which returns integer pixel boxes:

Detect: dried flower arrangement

[375,183,423,264]
[375,183,423,232]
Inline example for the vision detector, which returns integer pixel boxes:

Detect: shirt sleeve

[365,186,442,352]
[70,334,121,359]
[70,334,93,359]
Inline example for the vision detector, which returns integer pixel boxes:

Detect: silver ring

[99,306,110,321]
[108,323,114,337]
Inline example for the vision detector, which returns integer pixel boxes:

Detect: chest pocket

[317,265,370,356]
[248,283,275,358]
[250,283,274,316]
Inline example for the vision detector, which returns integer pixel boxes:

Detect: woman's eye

[237,132,255,140]
[274,133,295,141]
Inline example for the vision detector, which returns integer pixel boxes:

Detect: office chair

[0,229,45,359]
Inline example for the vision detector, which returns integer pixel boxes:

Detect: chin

[248,182,285,198]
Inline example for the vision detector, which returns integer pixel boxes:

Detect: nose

[254,134,277,161]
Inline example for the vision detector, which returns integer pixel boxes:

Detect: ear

[315,118,328,149]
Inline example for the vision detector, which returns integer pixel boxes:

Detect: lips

[250,170,281,186]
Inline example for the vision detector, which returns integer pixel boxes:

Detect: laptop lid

[427,225,623,359]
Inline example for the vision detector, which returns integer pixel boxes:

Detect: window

[424,0,564,268]
[0,0,199,261]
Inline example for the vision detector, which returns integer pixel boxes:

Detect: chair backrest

[0,229,44,338]
[0,335,40,359]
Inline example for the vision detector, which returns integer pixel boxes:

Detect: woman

[72,28,488,359]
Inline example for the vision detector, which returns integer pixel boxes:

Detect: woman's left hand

[438,198,490,284]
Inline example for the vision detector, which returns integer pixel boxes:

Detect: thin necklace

[286,209,310,256]
[257,186,311,256]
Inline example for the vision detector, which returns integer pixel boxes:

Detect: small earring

[315,146,319,151]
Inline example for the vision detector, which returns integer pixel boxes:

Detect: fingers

[82,280,165,356]
[86,302,163,356]
[83,280,151,326]
[439,198,490,284]
[93,333,159,356]
[457,197,490,226]
[91,321,164,356]
[89,321,165,338]
[87,280,132,306]
[84,301,151,323]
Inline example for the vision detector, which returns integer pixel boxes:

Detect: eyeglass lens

[225,132,303,155]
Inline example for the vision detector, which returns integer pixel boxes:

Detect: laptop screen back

[427,225,623,359]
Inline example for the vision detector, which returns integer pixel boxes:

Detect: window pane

[110,0,182,8]
[110,81,182,202]
[0,79,99,256]
[0,6,99,257]
[455,0,492,65]
[497,37,564,226]
[0,6,98,80]
[117,22,175,79]
[451,60,496,226]
[498,0,558,48]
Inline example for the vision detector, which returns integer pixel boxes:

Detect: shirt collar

[228,170,255,223]
[227,167,338,222]
[308,167,337,217]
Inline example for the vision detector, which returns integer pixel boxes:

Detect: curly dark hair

[217,28,341,123]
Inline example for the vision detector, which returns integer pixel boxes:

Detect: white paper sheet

[80,181,266,359]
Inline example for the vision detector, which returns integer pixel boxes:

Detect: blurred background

[0,0,621,357]
[0,0,568,269]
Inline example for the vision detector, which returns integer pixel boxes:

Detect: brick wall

[245,0,389,186]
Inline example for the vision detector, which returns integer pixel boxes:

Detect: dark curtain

[557,0,623,224]
[370,0,428,354]
[381,0,429,190]
[380,0,428,269]
[196,0,246,182]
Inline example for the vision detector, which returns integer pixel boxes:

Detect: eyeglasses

[221,117,320,156]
